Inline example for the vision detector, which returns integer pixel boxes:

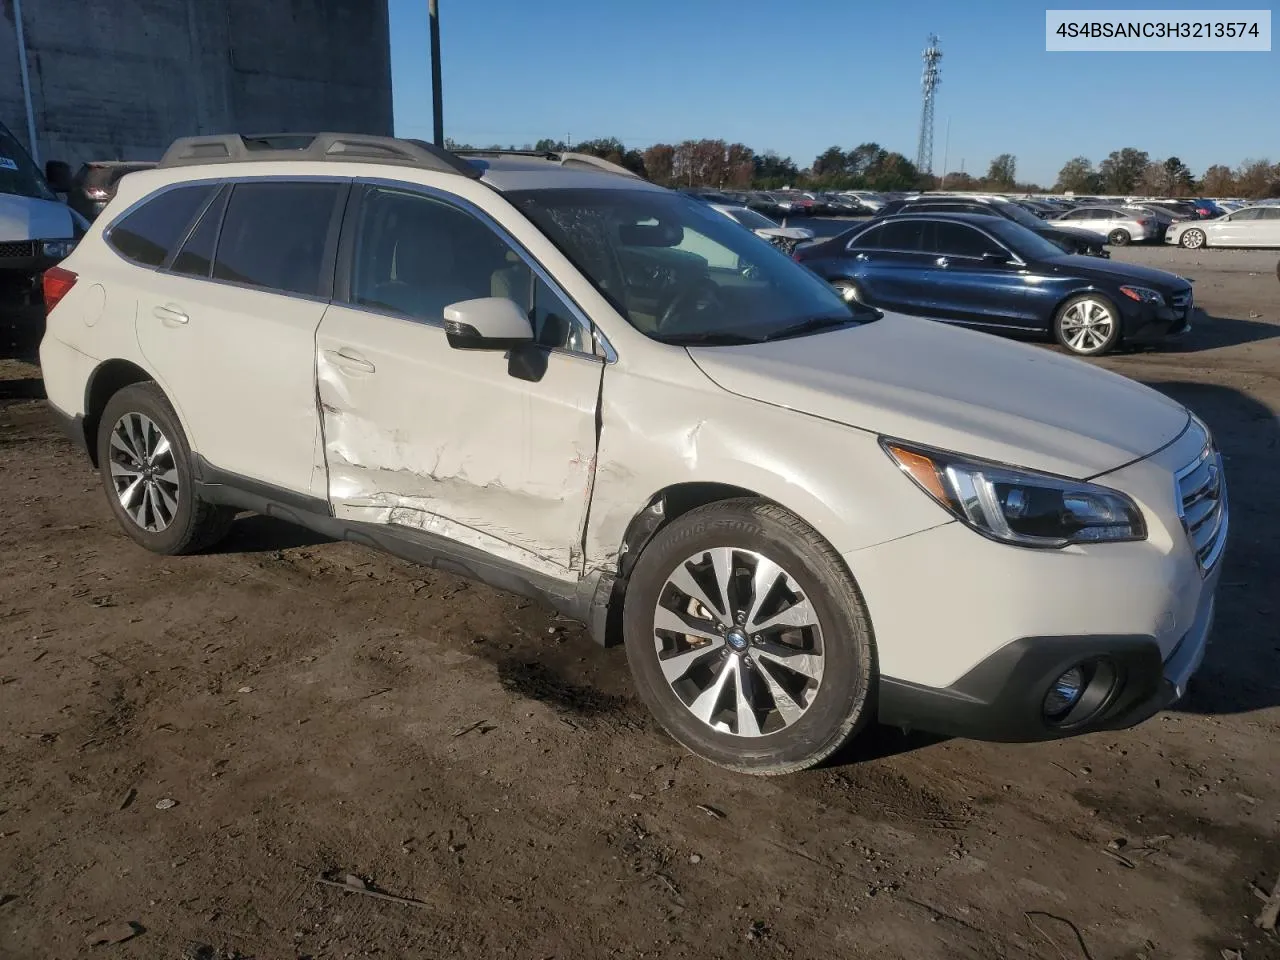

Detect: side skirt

[192,456,616,646]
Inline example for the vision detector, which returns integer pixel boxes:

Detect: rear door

[842,219,930,313]
[134,178,347,497]
[918,221,1033,327]
[315,182,603,576]
[1256,207,1280,246]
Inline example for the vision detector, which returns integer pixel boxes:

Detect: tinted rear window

[211,181,341,296]
[171,186,229,278]
[109,185,216,267]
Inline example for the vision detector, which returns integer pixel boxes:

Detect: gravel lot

[1,242,1277,959]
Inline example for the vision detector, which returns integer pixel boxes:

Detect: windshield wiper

[760,312,876,342]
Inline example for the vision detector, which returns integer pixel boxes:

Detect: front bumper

[877,582,1215,742]
[852,418,1224,743]
[1122,295,1194,343]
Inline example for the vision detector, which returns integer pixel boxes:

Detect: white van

[0,121,80,313]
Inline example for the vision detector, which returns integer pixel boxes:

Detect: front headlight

[1119,285,1164,305]
[883,440,1146,547]
[41,239,75,260]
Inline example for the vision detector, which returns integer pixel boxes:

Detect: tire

[1107,229,1131,247]
[96,382,236,555]
[622,498,875,776]
[1181,228,1206,250]
[830,279,864,304]
[1053,294,1122,356]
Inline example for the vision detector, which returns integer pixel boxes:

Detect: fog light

[1043,666,1086,719]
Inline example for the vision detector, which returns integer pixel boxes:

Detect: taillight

[42,266,78,315]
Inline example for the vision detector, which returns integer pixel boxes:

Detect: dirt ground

[1,244,1278,960]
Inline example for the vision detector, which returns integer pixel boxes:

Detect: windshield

[0,123,56,201]
[993,200,1044,230]
[727,207,779,230]
[509,188,868,344]
[986,219,1072,260]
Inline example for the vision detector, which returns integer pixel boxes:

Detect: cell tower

[915,34,942,175]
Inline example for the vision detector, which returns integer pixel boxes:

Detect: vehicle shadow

[216,513,333,554]
[0,377,46,402]
[1139,379,1280,718]
[1152,307,1280,353]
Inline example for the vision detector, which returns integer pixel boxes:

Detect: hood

[755,226,814,241]
[688,314,1189,479]
[1044,254,1190,291]
[0,193,74,243]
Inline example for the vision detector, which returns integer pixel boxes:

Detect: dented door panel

[316,302,603,576]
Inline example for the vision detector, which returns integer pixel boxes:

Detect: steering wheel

[656,278,725,334]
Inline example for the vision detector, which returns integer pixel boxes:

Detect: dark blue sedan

[793,213,1194,356]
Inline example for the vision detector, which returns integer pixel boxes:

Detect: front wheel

[1108,229,1131,246]
[1181,229,1206,250]
[623,499,875,776]
[1054,294,1121,356]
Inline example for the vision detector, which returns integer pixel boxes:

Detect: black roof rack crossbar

[158,133,480,178]
[452,149,644,180]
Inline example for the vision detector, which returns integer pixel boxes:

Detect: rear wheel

[1181,228,1206,250]
[96,383,236,555]
[1108,228,1131,246]
[623,499,875,776]
[1054,295,1121,356]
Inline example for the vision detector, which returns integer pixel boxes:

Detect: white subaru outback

[39,134,1227,775]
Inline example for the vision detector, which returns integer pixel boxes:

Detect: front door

[316,183,604,576]
[917,220,1034,328]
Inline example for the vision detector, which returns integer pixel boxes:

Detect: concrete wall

[0,0,392,168]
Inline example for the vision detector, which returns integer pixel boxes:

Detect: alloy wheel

[652,547,824,738]
[1182,229,1205,249]
[108,412,180,532]
[1059,298,1116,354]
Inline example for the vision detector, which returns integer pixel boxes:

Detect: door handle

[934,257,950,268]
[854,253,870,261]
[324,348,376,375]
[153,304,189,326]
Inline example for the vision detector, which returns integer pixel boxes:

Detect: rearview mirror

[44,160,72,193]
[619,222,683,247]
[443,297,534,350]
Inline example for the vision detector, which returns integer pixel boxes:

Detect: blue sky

[388,0,1277,186]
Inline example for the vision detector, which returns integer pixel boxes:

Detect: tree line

[444,136,1280,198]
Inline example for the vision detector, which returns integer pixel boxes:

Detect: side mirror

[443,297,534,350]
[45,160,73,193]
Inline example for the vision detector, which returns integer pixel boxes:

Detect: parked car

[68,161,157,221]
[1050,205,1162,245]
[1166,206,1280,249]
[0,120,80,314]
[842,190,887,211]
[708,203,814,253]
[1189,199,1228,219]
[794,212,1194,356]
[41,133,1224,775]
[1134,201,1196,223]
[875,196,1110,257]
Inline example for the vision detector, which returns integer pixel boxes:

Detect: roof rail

[452,148,644,180]
[157,133,480,179]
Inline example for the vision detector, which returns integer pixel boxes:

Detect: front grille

[1176,439,1227,575]
[0,240,38,259]
[1170,289,1192,310]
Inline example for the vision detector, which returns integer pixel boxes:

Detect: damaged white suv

[40,134,1227,775]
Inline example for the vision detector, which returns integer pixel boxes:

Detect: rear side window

[171,186,229,278]
[212,181,342,296]
[109,185,216,267]
[848,223,886,250]
[879,220,926,250]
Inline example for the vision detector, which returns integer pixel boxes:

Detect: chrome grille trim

[1175,439,1227,576]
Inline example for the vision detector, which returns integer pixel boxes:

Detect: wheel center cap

[726,628,749,652]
